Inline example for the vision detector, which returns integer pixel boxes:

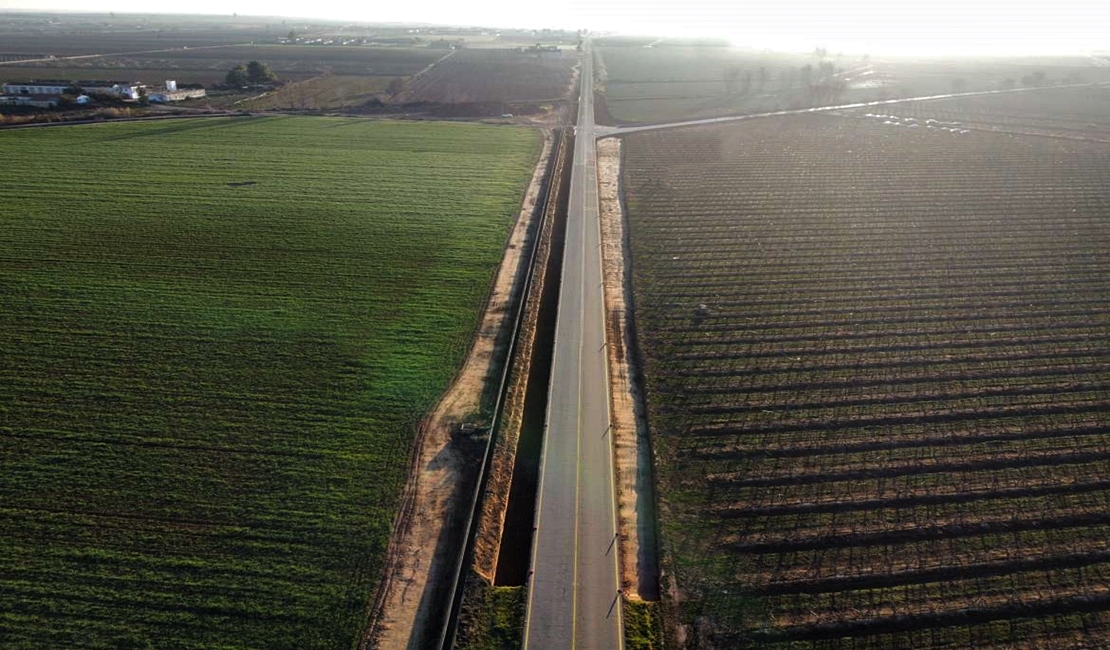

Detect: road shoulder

[596,136,660,601]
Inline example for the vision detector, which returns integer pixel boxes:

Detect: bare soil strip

[365,129,554,650]
[596,137,660,600]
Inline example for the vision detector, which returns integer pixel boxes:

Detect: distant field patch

[147,44,443,77]
[596,45,818,124]
[0,64,248,87]
[405,49,576,106]
[237,74,397,111]
[0,116,540,648]
[0,27,268,56]
[0,45,441,87]
[595,45,1110,125]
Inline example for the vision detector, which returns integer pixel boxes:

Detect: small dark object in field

[693,303,712,326]
[226,181,258,187]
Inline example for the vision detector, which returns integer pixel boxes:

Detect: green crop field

[0,116,540,648]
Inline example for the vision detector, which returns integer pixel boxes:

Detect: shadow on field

[405,438,483,650]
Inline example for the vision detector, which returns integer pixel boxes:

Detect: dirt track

[597,137,660,601]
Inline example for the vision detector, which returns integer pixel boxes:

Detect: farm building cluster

[0,79,206,108]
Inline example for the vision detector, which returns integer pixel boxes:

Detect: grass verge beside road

[455,574,526,650]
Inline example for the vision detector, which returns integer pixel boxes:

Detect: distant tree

[724,66,741,95]
[226,64,249,86]
[138,86,148,106]
[801,61,846,105]
[1032,70,1047,86]
[287,29,297,41]
[246,60,278,84]
[800,64,813,90]
[386,77,404,96]
[1000,77,1016,90]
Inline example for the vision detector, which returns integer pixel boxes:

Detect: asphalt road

[515,46,1110,650]
[524,44,624,650]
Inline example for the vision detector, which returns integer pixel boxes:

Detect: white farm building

[2,79,144,99]
[75,80,145,100]
[2,80,70,96]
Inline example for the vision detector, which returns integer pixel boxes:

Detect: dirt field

[619,107,1110,647]
[596,137,660,601]
[397,48,577,117]
[233,74,395,110]
[367,130,553,650]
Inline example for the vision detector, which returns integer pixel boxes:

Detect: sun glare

[3,0,1106,56]
[717,11,1097,57]
[585,1,1105,57]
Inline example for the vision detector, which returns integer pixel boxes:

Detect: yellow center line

[570,52,594,650]
[570,154,588,650]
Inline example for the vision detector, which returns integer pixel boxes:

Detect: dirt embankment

[363,129,555,650]
[470,130,571,581]
[596,137,661,601]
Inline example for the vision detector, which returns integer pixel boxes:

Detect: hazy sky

[2,0,1108,55]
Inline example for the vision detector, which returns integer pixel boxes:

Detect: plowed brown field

[620,104,1110,648]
